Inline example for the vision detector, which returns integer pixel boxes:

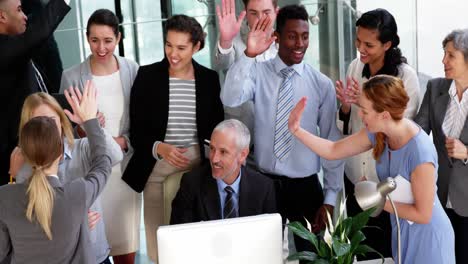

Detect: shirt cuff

[464,158,468,165]
[323,190,338,206]
[152,141,163,161]
[217,41,234,55]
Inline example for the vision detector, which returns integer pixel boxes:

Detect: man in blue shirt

[170,119,276,224]
[221,4,344,256]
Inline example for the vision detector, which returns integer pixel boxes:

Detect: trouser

[264,172,323,262]
[445,207,468,264]
[344,173,392,260]
[143,145,200,263]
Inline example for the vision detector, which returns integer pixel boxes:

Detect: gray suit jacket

[60,55,139,169]
[415,78,468,216]
[15,128,122,262]
[0,119,112,264]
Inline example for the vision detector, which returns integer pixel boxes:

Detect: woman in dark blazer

[415,28,468,264]
[122,14,224,262]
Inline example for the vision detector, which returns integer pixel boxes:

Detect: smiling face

[357,94,385,133]
[275,19,309,66]
[355,26,391,68]
[164,30,200,74]
[87,24,120,64]
[0,0,27,35]
[209,129,248,185]
[442,41,468,80]
[245,0,278,31]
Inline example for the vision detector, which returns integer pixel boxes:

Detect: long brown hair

[19,116,63,240]
[362,75,409,161]
[19,92,74,148]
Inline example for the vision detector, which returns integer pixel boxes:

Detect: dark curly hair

[165,14,205,50]
[86,9,120,37]
[275,5,308,34]
[356,9,407,76]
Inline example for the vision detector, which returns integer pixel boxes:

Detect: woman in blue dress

[288,75,455,263]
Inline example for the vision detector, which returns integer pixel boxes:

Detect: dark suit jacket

[414,78,468,216]
[170,164,277,224]
[0,0,70,185]
[122,58,224,192]
[23,0,64,94]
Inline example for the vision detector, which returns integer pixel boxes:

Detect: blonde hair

[19,92,74,148]
[362,75,409,161]
[19,117,63,240]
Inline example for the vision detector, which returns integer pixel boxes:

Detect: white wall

[417,0,468,78]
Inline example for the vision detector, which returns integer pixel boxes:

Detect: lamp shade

[354,177,397,217]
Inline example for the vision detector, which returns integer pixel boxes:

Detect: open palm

[246,17,276,57]
[64,80,98,124]
[288,97,307,135]
[216,0,245,46]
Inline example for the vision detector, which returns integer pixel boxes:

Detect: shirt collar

[448,81,468,102]
[63,139,72,160]
[273,55,304,77]
[361,62,398,79]
[216,168,242,194]
[448,81,457,98]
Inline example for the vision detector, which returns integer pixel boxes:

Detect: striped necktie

[223,186,238,219]
[32,61,48,93]
[274,67,295,161]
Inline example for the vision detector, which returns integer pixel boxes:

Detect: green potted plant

[287,199,384,264]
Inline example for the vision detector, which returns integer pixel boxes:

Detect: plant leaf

[332,237,351,257]
[318,239,330,257]
[313,259,330,264]
[355,244,384,263]
[287,251,317,261]
[287,222,319,249]
[350,230,366,252]
[349,207,375,237]
[337,216,353,238]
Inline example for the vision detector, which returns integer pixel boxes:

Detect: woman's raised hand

[64,80,98,124]
[288,96,307,136]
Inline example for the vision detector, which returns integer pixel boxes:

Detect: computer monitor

[157,214,283,264]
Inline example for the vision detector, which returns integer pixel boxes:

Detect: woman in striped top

[123,14,224,262]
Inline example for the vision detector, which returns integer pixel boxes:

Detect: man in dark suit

[171,119,277,224]
[23,0,64,94]
[0,0,70,185]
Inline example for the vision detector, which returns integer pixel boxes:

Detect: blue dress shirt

[216,170,242,218]
[221,54,344,205]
